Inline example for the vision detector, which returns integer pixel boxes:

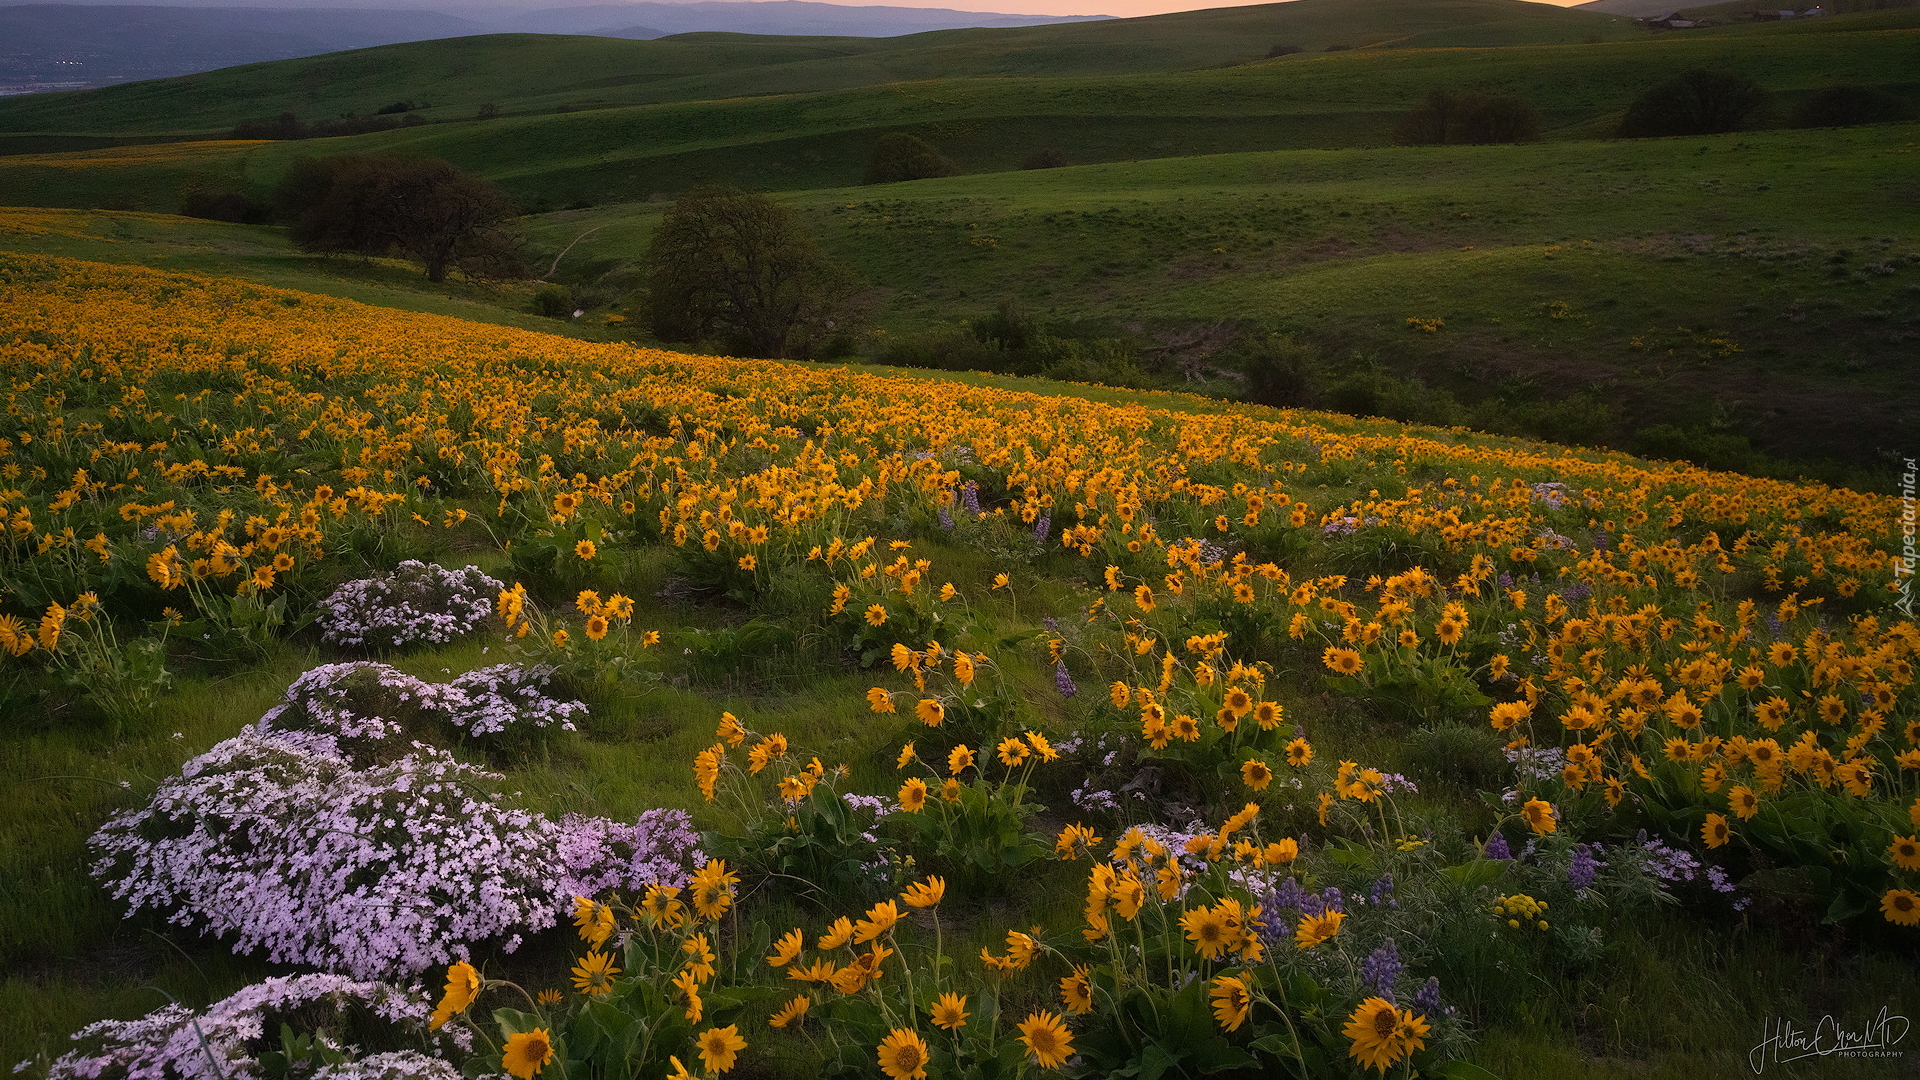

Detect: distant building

[1751,9,1795,18]
[1644,12,1698,26]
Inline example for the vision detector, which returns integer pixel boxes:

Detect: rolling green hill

[0,0,1648,139]
[2,7,1916,213]
[7,120,1915,480]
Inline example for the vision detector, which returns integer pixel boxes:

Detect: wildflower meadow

[3,253,1916,1078]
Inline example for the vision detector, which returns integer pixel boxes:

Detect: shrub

[316,560,504,649]
[1233,333,1321,407]
[1396,89,1542,145]
[530,283,576,318]
[1021,148,1070,169]
[1792,84,1911,128]
[1619,69,1766,137]
[178,181,269,224]
[863,132,959,184]
[1266,43,1303,57]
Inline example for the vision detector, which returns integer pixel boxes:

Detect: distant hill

[0,0,1640,134]
[0,0,1110,92]
[0,4,487,89]
[501,2,1113,36]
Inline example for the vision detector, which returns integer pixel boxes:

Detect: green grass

[523,121,1920,475]
[7,115,1916,477]
[0,0,1651,138]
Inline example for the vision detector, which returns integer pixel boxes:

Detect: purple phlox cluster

[1483,831,1511,860]
[1361,940,1403,1001]
[1705,865,1736,894]
[445,664,585,737]
[1568,843,1603,892]
[1322,516,1361,537]
[1529,482,1570,509]
[1628,831,1703,884]
[1374,773,1419,795]
[90,709,676,979]
[312,1053,465,1080]
[553,809,705,907]
[90,729,567,978]
[1054,661,1077,698]
[317,561,503,649]
[1070,781,1121,813]
[35,974,457,1080]
[259,661,583,756]
[841,793,899,819]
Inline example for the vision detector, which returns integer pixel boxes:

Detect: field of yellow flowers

[3,252,1917,1079]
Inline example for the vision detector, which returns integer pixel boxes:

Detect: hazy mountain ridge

[0,0,1110,91]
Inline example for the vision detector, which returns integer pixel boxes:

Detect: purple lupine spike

[1568,843,1600,891]
[1412,976,1443,1016]
[1362,940,1403,1001]
[1484,831,1511,860]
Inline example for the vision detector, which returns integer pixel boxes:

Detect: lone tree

[1395,89,1541,145]
[273,155,521,282]
[864,133,959,185]
[1619,69,1766,137]
[643,185,860,359]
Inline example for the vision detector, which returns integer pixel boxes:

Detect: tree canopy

[643,185,860,360]
[273,155,521,282]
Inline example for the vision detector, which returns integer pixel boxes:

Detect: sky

[601,0,1599,19]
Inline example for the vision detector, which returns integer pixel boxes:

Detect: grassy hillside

[3,8,1917,213]
[7,119,1915,481]
[0,0,1649,139]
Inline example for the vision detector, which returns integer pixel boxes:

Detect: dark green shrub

[971,299,1037,352]
[530,284,575,319]
[1021,148,1070,170]
[1266,43,1303,57]
[864,133,959,184]
[1396,89,1542,145]
[1233,333,1320,407]
[1619,69,1766,137]
[179,182,269,224]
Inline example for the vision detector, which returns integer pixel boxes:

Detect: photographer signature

[1750,1007,1910,1073]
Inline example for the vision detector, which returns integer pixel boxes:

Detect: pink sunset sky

[870,0,1592,20]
